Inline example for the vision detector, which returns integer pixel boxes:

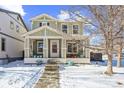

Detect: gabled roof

[30,14,57,21]
[22,26,68,37]
[0,8,28,31]
[22,26,88,40]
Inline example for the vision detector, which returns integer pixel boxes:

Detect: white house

[0,8,28,64]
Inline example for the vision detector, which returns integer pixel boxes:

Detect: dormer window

[73,25,79,34]
[62,24,67,33]
[39,22,50,27]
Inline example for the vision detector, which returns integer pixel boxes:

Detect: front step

[35,59,60,88]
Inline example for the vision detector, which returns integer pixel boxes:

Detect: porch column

[24,37,27,58]
[87,39,90,58]
[85,40,90,58]
[27,37,30,58]
[43,38,48,58]
[62,39,66,58]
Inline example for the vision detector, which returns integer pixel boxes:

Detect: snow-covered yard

[59,61,124,88]
[0,60,45,88]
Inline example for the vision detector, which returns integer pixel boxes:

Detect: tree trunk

[105,54,113,75]
[117,45,122,67]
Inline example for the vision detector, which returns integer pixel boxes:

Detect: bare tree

[69,5,124,75]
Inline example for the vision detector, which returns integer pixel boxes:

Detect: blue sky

[22,5,91,28]
[23,5,70,26]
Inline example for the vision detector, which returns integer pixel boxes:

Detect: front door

[50,40,60,58]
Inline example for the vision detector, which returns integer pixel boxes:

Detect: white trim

[31,39,33,52]
[67,41,78,54]
[22,26,64,37]
[50,40,60,58]
[28,36,62,39]
[30,14,57,21]
[61,23,68,34]
[72,24,79,34]
[32,20,57,22]
[37,40,43,54]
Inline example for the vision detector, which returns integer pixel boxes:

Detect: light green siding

[46,29,61,36]
[29,28,61,37]
[30,30,45,36]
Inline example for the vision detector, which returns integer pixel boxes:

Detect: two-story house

[22,14,90,63]
[0,8,27,64]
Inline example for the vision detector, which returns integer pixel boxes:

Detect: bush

[36,59,43,65]
[66,60,75,66]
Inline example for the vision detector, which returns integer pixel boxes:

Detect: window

[39,22,50,27]
[73,25,78,34]
[10,21,14,29]
[1,38,6,51]
[62,24,67,33]
[67,42,78,53]
[52,42,57,53]
[37,41,43,54]
[67,43,72,52]
[47,22,50,26]
[16,25,19,32]
[39,23,42,27]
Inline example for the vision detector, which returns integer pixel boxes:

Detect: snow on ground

[0,60,45,88]
[59,61,124,88]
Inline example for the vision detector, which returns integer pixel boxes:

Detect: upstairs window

[73,25,79,34]
[10,21,14,29]
[1,38,6,51]
[62,24,67,33]
[39,22,50,27]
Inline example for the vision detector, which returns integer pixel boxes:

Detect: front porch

[24,37,90,63]
[23,26,90,63]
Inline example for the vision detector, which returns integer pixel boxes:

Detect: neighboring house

[22,14,90,63]
[0,8,28,64]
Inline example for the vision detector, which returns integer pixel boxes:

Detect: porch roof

[22,26,89,40]
[30,14,57,21]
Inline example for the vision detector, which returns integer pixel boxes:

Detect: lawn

[59,60,124,88]
[0,60,124,88]
[0,60,45,88]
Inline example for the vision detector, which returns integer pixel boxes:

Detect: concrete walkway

[35,59,59,88]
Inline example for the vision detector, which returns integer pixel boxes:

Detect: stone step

[35,80,59,88]
[46,63,58,66]
[43,72,58,76]
[34,59,59,88]
[45,66,59,69]
[38,78,59,81]
[45,64,58,67]
[35,82,48,88]
[44,71,59,74]
[41,74,59,78]
[45,67,59,71]
[47,59,60,64]
[38,78,59,83]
